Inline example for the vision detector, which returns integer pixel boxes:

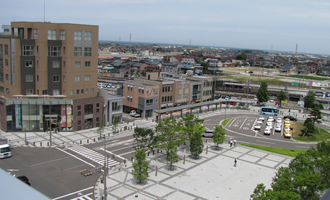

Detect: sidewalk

[94,142,293,200]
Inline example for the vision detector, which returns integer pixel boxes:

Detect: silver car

[202,130,214,137]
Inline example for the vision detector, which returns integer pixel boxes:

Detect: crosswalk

[69,193,93,200]
[67,145,119,167]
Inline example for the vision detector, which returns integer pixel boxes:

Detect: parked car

[283,116,297,121]
[275,125,282,132]
[264,128,271,135]
[270,98,274,103]
[249,71,253,73]
[202,130,214,137]
[221,95,226,99]
[259,116,265,121]
[284,131,292,138]
[214,95,221,99]
[254,96,258,101]
[130,110,140,118]
[256,119,263,124]
[276,118,282,124]
[237,96,242,100]
[230,102,236,105]
[254,123,261,130]
[267,117,274,122]
[275,101,280,106]
[17,176,31,186]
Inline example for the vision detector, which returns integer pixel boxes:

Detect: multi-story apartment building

[0,21,102,132]
[163,77,191,106]
[117,81,159,118]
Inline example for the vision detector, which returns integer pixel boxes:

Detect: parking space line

[228,118,236,127]
[52,186,93,200]
[251,118,258,131]
[240,118,247,129]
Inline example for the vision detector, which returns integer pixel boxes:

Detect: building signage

[15,105,21,129]
[161,104,167,108]
[291,82,299,86]
[60,105,67,128]
[306,82,328,87]
[66,105,72,128]
[315,92,324,97]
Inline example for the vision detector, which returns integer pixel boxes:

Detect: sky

[2,0,330,55]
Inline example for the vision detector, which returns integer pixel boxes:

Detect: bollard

[27,142,29,146]
[131,126,132,129]
[87,139,89,143]
[33,142,35,146]
[124,160,126,164]
[127,121,129,124]
[133,123,135,126]
[108,133,110,137]
[93,138,96,142]
[131,157,133,162]
[206,145,208,155]
[157,149,159,153]
[80,140,82,144]
[148,152,150,156]
[146,117,148,121]
[113,131,115,135]
[156,165,158,177]
[40,142,42,146]
[206,139,208,143]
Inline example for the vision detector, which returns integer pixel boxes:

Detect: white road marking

[228,118,236,127]
[62,164,86,172]
[251,118,258,131]
[55,147,95,168]
[52,186,93,200]
[30,156,71,167]
[295,146,310,149]
[119,150,136,156]
[240,118,248,129]
[256,140,275,144]
[240,141,271,147]
[70,193,93,200]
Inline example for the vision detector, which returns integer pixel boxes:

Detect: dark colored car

[17,176,31,186]
[214,95,221,99]
[283,116,297,121]
[248,71,253,73]
[221,95,226,99]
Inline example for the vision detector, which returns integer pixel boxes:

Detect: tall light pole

[49,101,52,146]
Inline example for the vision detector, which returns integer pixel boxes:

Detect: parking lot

[226,115,292,141]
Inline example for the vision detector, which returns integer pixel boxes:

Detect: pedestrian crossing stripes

[69,193,93,200]
[68,145,119,167]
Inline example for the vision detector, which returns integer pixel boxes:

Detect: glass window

[96,103,99,107]
[85,75,90,81]
[63,61,65,68]
[184,84,188,89]
[75,61,81,68]
[70,90,73,95]
[22,46,35,56]
[84,31,92,41]
[53,75,60,82]
[84,104,93,115]
[84,47,92,56]
[5,59,8,66]
[154,88,158,94]
[26,89,34,95]
[74,31,82,41]
[42,90,48,95]
[63,75,65,82]
[53,60,60,68]
[63,90,65,95]
[178,94,182,99]
[5,74,9,80]
[4,45,8,55]
[48,46,61,56]
[33,29,38,39]
[37,75,39,81]
[78,111,81,116]
[74,47,82,57]
[85,61,91,67]
[77,89,79,94]
[26,74,33,82]
[179,84,182,89]
[53,89,60,95]
[183,94,188,98]
[25,60,33,67]
[0,44,2,54]
[86,89,88,94]
[47,30,56,40]
[6,88,9,94]
[60,30,65,40]
[75,75,81,82]
[91,88,94,93]
[81,89,84,94]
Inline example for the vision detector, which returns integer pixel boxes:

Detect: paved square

[257,159,279,168]
[239,154,261,163]
[164,191,196,200]
[265,154,285,162]
[248,150,268,158]
[110,186,135,198]
[144,184,175,198]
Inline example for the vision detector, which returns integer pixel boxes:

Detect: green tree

[212,125,226,150]
[133,127,157,152]
[131,149,150,184]
[309,105,323,126]
[277,90,287,107]
[199,62,209,74]
[112,116,119,133]
[155,118,185,170]
[301,118,314,137]
[96,124,104,138]
[256,82,269,104]
[251,183,301,200]
[304,91,316,110]
[236,52,248,60]
[181,114,205,159]
[251,140,330,200]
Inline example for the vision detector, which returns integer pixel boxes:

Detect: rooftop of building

[107,93,125,100]
[123,80,157,87]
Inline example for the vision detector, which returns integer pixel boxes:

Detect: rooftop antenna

[119,37,121,43]
[44,0,45,22]
[129,33,131,45]
[190,39,191,47]
[271,44,273,58]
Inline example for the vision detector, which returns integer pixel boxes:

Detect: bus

[260,106,278,116]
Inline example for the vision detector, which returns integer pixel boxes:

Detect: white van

[0,144,11,159]
[202,130,214,137]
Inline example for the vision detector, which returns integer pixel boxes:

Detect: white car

[256,120,263,124]
[264,128,271,135]
[270,99,274,103]
[268,117,274,122]
[275,125,282,132]
[254,123,261,130]
[266,121,273,126]
[266,124,273,130]
[259,116,265,121]
[254,97,258,101]
[276,118,282,124]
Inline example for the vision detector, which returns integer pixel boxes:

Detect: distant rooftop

[123,80,157,87]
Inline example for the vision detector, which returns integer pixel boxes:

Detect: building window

[53,89,60,95]
[85,61,91,67]
[78,111,81,116]
[84,47,92,56]
[183,93,188,98]
[26,74,33,82]
[96,117,99,121]
[26,89,33,95]
[81,89,84,94]
[77,89,79,94]
[70,90,73,95]
[179,84,182,89]
[75,61,81,68]
[37,75,39,81]
[74,31,82,41]
[60,30,65,40]
[146,99,153,106]
[4,45,8,55]
[167,96,170,101]
[78,126,81,130]
[33,29,38,39]
[63,47,65,54]
[86,89,88,94]
[53,75,60,82]
[48,30,56,40]
[178,94,182,99]
[75,75,81,82]
[37,60,39,68]
[6,88,9,94]
[48,46,61,56]
[63,90,65,95]
[154,88,158,94]
[84,104,93,115]
[0,86,3,93]
[84,31,92,41]
[74,47,82,57]
[5,74,9,81]
[162,96,164,102]
[63,61,65,68]
[170,96,172,101]
[37,46,38,53]
[78,120,81,125]
[0,44,2,54]
[78,106,81,110]
[96,108,99,113]
[85,75,90,81]
[25,60,33,67]
[42,90,48,95]
[168,86,170,91]
[37,90,39,94]
[142,89,144,94]
[63,75,65,82]
[184,84,188,89]
[91,88,94,93]
[22,45,35,56]
[53,60,60,68]
[127,96,129,101]
[5,59,8,66]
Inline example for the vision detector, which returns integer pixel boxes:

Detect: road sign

[291,82,299,86]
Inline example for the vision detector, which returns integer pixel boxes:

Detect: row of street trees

[131,113,226,183]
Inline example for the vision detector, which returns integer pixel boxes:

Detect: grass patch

[292,122,330,142]
[241,144,306,157]
[222,118,232,126]
[278,74,330,81]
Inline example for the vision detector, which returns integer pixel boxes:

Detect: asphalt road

[1,111,326,199]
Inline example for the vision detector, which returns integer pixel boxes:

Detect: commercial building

[98,90,124,126]
[0,21,101,132]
